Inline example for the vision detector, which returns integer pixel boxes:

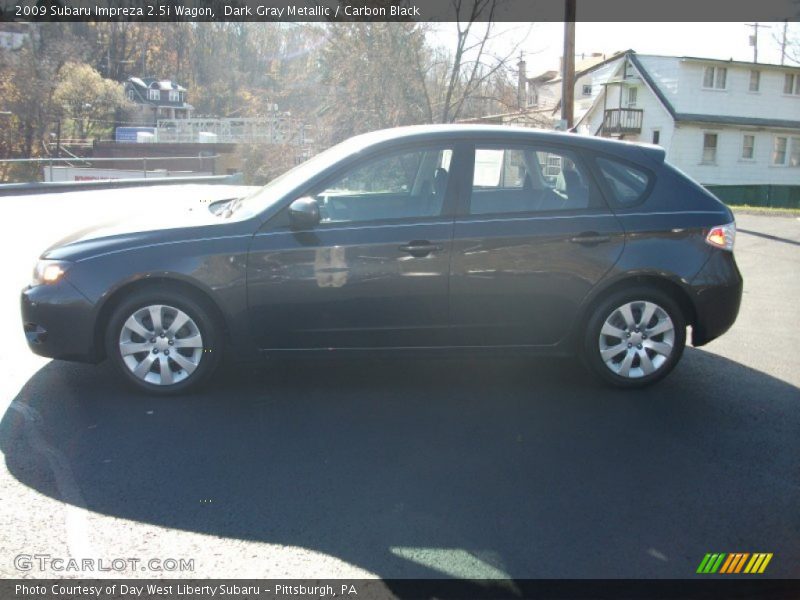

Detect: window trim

[771,135,800,167]
[783,73,800,96]
[458,141,608,218]
[772,136,788,166]
[701,132,719,165]
[627,86,638,107]
[741,134,756,161]
[702,66,727,91]
[651,129,661,145]
[749,70,761,93]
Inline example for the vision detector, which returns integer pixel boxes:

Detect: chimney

[517,54,527,110]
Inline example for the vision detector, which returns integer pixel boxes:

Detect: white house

[0,22,30,51]
[559,51,800,190]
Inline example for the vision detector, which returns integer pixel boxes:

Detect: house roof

[639,53,800,72]
[532,50,632,85]
[672,114,800,130]
[127,77,187,92]
[627,52,676,118]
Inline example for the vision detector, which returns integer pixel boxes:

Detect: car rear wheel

[583,287,686,388]
[105,288,221,395]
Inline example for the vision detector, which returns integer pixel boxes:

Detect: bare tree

[773,22,800,66]
[416,1,532,123]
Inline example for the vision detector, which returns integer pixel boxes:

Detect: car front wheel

[105,288,221,395]
[583,287,686,388]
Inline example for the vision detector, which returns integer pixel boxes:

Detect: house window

[627,87,638,106]
[784,73,800,95]
[127,89,135,101]
[772,136,800,166]
[652,130,661,145]
[582,84,592,96]
[772,137,787,165]
[749,70,760,92]
[742,134,755,160]
[148,89,160,101]
[169,90,180,102]
[703,66,727,89]
[623,59,636,79]
[702,133,718,163]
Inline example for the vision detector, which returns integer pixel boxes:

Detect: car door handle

[399,241,444,257]
[570,232,611,245]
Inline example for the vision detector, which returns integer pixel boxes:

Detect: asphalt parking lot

[0,188,798,580]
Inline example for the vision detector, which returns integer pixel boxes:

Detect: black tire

[582,286,686,389]
[105,287,222,395]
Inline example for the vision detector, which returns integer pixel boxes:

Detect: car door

[449,142,625,346]
[247,143,462,350]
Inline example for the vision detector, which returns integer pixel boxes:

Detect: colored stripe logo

[696,553,773,574]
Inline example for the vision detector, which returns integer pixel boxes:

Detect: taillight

[705,222,736,252]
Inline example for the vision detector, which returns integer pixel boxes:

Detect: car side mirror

[288,197,321,229]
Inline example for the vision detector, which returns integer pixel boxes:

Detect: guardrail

[0,173,244,197]
[0,154,222,184]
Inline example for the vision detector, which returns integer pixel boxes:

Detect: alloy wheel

[597,300,675,379]
[118,304,204,386]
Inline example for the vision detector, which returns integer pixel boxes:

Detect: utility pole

[517,51,527,111]
[561,0,576,129]
[746,23,768,63]
[55,115,61,158]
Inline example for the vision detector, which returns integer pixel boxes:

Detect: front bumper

[21,280,100,363]
[690,250,743,346]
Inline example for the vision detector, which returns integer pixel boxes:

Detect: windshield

[230,133,380,218]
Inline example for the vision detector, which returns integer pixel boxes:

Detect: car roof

[350,124,665,164]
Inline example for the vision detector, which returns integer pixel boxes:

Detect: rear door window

[469,146,597,215]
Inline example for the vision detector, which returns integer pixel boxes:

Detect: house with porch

[524,51,800,206]
[124,77,194,126]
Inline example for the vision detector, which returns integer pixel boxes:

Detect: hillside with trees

[0,19,526,182]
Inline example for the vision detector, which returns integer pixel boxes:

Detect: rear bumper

[20,281,100,363]
[689,250,743,346]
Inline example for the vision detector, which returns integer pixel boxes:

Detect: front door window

[312,147,453,224]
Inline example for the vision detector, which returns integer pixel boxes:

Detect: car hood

[42,196,250,262]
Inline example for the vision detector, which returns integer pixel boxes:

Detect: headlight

[31,260,71,287]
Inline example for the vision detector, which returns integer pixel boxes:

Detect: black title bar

[1,0,799,23]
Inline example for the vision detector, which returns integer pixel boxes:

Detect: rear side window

[595,157,651,206]
[469,146,597,215]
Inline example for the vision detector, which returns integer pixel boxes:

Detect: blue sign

[115,127,156,143]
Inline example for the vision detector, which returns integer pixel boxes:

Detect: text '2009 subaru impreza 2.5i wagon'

[22,125,742,395]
